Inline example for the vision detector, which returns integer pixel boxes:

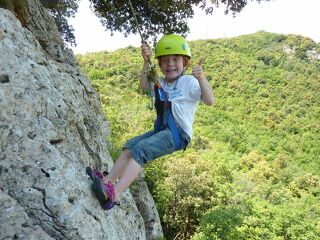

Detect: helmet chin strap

[166,70,185,83]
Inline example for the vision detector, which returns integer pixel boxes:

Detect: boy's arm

[140,61,150,90]
[140,44,152,90]
[192,65,214,106]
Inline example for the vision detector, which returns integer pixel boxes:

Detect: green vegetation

[76,31,320,240]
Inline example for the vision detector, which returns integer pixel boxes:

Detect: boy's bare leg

[114,158,141,201]
[105,149,131,183]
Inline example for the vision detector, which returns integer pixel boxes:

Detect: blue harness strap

[154,81,182,151]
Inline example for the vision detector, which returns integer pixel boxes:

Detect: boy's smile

[160,55,184,82]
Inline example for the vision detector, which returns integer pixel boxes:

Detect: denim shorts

[123,127,190,166]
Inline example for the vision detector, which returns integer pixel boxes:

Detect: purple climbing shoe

[86,166,104,180]
[102,199,120,210]
[86,166,119,210]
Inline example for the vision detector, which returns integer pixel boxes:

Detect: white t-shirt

[158,75,201,138]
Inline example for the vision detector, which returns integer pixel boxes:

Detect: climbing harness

[128,0,157,110]
[153,81,182,151]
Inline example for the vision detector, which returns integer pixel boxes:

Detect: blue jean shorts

[123,127,190,166]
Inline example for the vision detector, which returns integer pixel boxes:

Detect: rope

[128,0,155,109]
[128,0,146,44]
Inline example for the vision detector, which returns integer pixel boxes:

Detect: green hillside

[77,31,320,240]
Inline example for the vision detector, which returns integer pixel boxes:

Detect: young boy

[86,35,214,210]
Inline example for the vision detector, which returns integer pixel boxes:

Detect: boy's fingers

[193,66,202,72]
[142,44,150,50]
[142,46,151,54]
[193,66,204,79]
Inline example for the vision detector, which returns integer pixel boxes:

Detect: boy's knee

[130,145,150,166]
[123,148,132,159]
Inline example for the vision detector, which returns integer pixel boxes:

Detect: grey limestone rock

[0,2,163,239]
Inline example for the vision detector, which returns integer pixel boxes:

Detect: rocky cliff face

[0,1,162,239]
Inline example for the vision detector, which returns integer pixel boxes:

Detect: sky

[68,0,320,54]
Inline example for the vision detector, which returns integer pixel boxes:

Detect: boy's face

[159,55,184,82]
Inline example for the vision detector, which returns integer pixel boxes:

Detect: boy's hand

[192,65,205,81]
[141,44,152,63]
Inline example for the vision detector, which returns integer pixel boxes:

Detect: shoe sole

[86,167,93,180]
[86,166,108,204]
[92,176,108,204]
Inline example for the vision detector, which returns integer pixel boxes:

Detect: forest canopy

[76,31,320,239]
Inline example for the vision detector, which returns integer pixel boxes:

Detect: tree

[1,0,270,45]
[40,0,79,46]
[0,0,79,45]
[89,0,269,44]
[40,0,269,45]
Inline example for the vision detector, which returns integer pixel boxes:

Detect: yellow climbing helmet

[155,34,191,58]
